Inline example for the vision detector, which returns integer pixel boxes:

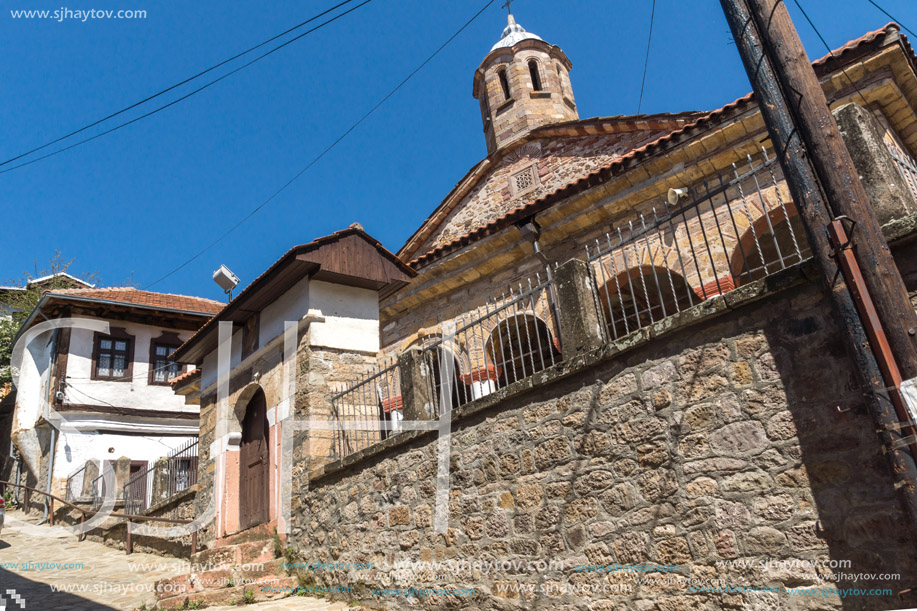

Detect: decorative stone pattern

[418,129,673,256]
[290,278,917,610]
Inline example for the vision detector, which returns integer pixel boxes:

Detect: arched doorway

[239,388,269,530]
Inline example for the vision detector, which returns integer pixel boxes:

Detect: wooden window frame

[91,328,135,382]
[149,331,183,386]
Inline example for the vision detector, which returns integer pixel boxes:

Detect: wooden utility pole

[719,0,917,523]
[744,0,917,379]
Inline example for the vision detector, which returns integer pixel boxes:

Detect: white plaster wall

[54,429,196,479]
[13,327,54,430]
[198,278,380,393]
[64,317,198,413]
[309,281,380,353]
[201,326,242,391]
[259,276,310,348]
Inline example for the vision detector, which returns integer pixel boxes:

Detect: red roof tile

[408,24,904,269]
[170,367,201,387]
[45,287,224,315]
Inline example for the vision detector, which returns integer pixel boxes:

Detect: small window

[529,60,542,91]
[151,343,181,384]
[557,65,564,91]
[93,332,133,380]
[498,68,511,100]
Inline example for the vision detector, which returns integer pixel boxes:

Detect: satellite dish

[212,265,240,300]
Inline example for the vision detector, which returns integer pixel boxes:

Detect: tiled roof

[172,225,413,363]
[45,287,224,315]
[408,23,904,269]
[170,368,201,387]
[397,112,706,261]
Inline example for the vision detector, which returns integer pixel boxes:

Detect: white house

[170,225,413,540]
[9,287,223,501]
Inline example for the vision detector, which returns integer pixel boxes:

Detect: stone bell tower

[473,12,578,154]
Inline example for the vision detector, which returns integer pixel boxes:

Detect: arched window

[486,314,560,387]
[498,68,511,100]
[596,266,694,339]
[730,211,811,286]
[529,60,542,91]
[423,344,467,411]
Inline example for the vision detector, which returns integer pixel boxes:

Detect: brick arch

[484,313,561,387]
[594,265,694,339]
[728,203,808,286]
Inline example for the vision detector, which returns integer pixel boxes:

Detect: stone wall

[289,270,917,610]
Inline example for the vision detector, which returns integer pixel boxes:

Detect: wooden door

[239,389,269,530]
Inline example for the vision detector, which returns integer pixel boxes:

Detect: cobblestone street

[0,511,356,611]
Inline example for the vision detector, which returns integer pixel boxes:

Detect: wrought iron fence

[887,144,917,206]
[122,438,200,515]
[65,461,94,502]
[330,359,401,460]
[585,149,810,341]
[420,274,560,412]
[330,274,561,461]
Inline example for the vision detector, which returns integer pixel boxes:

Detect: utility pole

[719,0,917,524]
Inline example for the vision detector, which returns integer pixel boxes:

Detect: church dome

[490,14,543,51]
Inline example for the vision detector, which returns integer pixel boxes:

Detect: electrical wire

[793,0,871,108]
[865,0,916,39]
[0,0,359,170]
[0,0,375,176]
[637,0,656,114]
[142,0,497,290]
[62,383,188,451]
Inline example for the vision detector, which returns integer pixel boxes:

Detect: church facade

[162,14,917,610]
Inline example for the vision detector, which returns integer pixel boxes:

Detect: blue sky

[2,0,915,301]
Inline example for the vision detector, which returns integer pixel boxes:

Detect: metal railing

[330,359,401,460]
[65,461,94,502]
[586,149,810,340]
[328,151,816,462]
[123,438,199,515]
[330,274,561,461]
[0,479,198,557]
[420,274,560,412]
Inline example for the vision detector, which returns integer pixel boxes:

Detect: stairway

[154,523,299,609]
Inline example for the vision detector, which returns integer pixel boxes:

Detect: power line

[865,0,916,38]
[143,0,497,290]
[0,0,374,176]
[792,0,871,107]
[0,0,358,170]
[637,0,656,114]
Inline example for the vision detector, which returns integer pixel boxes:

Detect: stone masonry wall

[290,275,917,610]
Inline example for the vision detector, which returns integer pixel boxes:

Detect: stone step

[156,558,289,600]
[156,575,299,609]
